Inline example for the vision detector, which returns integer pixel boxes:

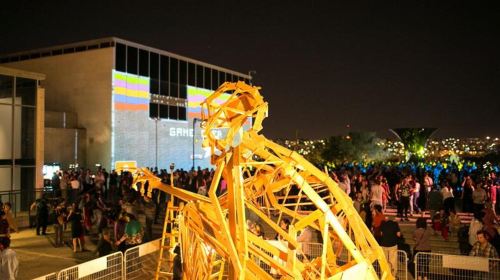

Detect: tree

[322,132,388,164]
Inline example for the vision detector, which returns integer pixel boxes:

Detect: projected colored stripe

[114,72,149,86]
[187,86,230,112]
[114,102,149,111]
[114,87,150,99]
[114,94,149,105]
[114,79,149,92]
[113,70,150,111]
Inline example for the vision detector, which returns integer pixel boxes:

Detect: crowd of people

[0,160,499,279]
[328,162,499,279]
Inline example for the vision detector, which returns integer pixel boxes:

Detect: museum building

[0,37,252,172]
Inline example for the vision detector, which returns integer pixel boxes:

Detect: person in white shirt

[410,177,421,214]
[441,184,455,213]
[370,179,384,208]
[0,237,18,280]
[423,173,433,193]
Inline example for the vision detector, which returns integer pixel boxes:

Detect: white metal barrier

[33,272,57,280]
[56,251,123,280]
[306,242,408,280]
[414,251,500,280]
[124,239,162,280]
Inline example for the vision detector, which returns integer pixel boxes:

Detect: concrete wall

[45,111,78,129]
[44,127,86,169]
[4,48,113,169]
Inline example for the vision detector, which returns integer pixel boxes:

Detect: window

[196,65,204,88]
[188,63,195,86]
[168,105,178,119]
[149,103,159,118]
[159,104,169,119]
[211,70,219,90]
[178,107,187,120]
[150,52,159,94]
[170,58,178,84]
[115,44,126,72]
[170,58,179,97]
[150,53,159,79]
[160,55,169,82]
[0,75,13,104]
[179,60,187,85]
[150,79,159,95]
[179,85,187,99]
[218,71,226,85]
[16,77,36,106]
[204,68,211,89]
[139,49,149,76]
[126,46,138,74]
[160,80,168,96]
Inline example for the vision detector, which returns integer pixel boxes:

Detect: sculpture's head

[200,81,268,161]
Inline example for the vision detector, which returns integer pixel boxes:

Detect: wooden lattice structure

[130,81,393,279]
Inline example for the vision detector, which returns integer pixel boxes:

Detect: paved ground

[11,227,99,279]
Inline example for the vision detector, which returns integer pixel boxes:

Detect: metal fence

[306,242,408,280]
[415,251,500,280]
[33,272,57,280]
[0,188,57,215]
[124,239,163,280]
[37,239,412,279]
[57,251,123,280]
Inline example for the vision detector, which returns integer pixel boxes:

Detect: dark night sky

[1,1,499,139]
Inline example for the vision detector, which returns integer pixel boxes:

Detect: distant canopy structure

[390,128,437,161]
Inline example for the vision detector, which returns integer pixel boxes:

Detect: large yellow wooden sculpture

[131,81,393,279]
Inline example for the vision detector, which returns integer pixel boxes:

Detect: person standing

[372,205,385,242]
[0,211,10,238]
[33,197,49,235]
[2,203,17,234]
[461,176,474,213]
[441,183,455,213]
[428,186,443,220]
[70,176,80,204]
[0,237,18,280]
[142,196,156,242]
[411,177,421,214]
[413,217,432,280]
[60,172,69,200]
[379,219,401,278]
[399,178,412,221]
[67,205,86,253]
[472,184,487,214]
[370,179,383,209]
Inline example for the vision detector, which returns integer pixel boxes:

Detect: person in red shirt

[372,204,386,242]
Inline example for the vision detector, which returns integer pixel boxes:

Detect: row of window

[150,81,188,99]
[115,43,250,91]
[149,104,187,121]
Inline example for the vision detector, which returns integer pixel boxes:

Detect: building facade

[1,38,251,171]
[0,66,45,208]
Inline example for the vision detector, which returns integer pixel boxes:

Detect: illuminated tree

[389,128,437,162]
